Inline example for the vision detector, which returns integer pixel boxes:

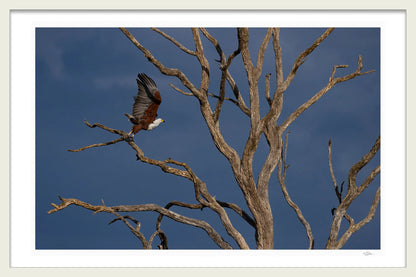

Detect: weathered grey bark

[49,28,379,249]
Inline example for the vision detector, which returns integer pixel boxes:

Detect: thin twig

[68,137,124,152]
[328,139,341,201]
[151,28,197,56]
[277,132,314,249]
[170,83,241,107]
[169,83,193,96]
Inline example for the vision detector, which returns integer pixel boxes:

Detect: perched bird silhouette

[125,73,164,137]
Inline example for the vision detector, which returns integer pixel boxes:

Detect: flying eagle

[125,73,164,137]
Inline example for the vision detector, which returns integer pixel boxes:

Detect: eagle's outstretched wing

[130,73,162,126]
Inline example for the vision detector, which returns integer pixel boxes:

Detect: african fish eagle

[125,73,164,137]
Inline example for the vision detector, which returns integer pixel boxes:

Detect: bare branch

[225,71,251,116]
[83,119,126,136]
[66,119,128,153]
[217,200,256,228]
[238,28,273,123]
[195,181,250,249]
[277,132,314,249]
[255,29,286,202]
[280,55,375,132]
[119,27,202,99]
[271,28,284,93]
[199,28,250,115]
[354,186,381,229]
[151,27,197,56]
[260,28,284,126]
[208,92,239,106]
[113,203,236,249]
[191,28,210,94]
[200,28,226,63]
[330,56,376,84]
[71,120,195,181]
[326,136,380,249]
[281,28,335,92]
[156,200,256,230]
[109,213,150,248]
[255,28,273,76]
[48,196,233,249]
[329,64,348,80]
[358,165,381,194]
[254,29,285,202]
[200,28,247,121]
[68,137,124,152]
[148,229,168,249]
[170,82,242,110]
[348,136,381,192]
[328,139,356,224]
[169,83,193,96]
[265,73,272,106]
[334,187,381,249]
[328,138,341,201]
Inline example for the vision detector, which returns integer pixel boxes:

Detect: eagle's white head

[147,118,165,130]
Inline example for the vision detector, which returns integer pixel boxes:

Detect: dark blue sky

[36,27,380,250]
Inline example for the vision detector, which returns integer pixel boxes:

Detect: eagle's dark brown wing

[131,73,162,128]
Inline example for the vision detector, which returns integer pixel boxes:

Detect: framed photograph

[6,2,409,274]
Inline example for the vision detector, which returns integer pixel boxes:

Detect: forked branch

[48,196,233,249]
[156,200,256,231]
[326,136,380,249]
[280,55,375,132]
[328,139,355,224]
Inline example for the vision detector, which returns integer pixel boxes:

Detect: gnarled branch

[48,196,233,249]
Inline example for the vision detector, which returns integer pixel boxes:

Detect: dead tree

[48,28,380,249]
